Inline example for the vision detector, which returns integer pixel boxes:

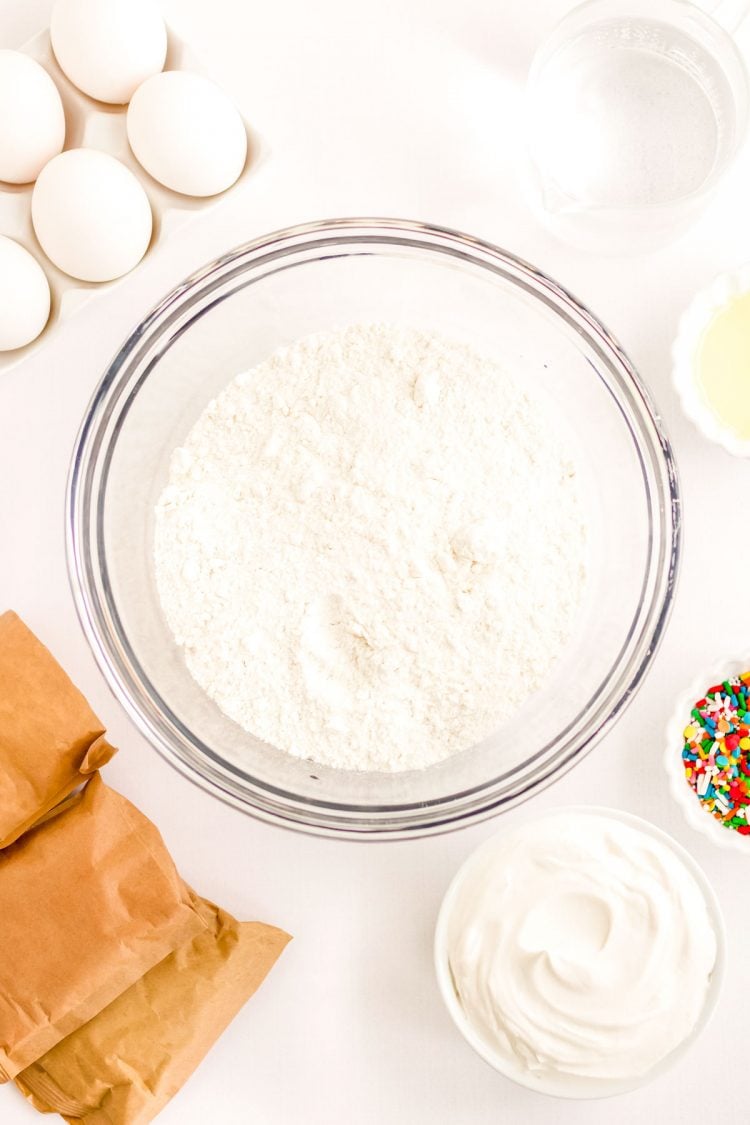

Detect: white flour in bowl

[154,324,588,772]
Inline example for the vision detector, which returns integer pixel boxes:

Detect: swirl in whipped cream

[446,812,717,1089]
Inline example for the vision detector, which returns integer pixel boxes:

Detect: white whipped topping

[446,812,717,1091]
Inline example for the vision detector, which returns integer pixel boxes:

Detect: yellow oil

[696,291,750,441]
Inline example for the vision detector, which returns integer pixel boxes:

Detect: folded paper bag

[0,774,207,1082]
[16,895,291,1125]
[0,610,117,848]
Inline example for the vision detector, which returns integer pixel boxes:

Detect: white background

[2,0,750,1122]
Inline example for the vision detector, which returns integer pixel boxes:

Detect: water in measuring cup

[531,19,735,209]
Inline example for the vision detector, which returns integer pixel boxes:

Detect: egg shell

[31,149,153,283]
[127,70,248,197]
[0,50,66,184]
[50,0,167,105]
[0,21,262,375]
[0,236,51,351]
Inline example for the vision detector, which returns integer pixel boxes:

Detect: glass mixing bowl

[67,219,680,840]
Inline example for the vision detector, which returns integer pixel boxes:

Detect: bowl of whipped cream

[435,807,725,1097]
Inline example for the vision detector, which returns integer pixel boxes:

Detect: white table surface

[3,1,750,1122]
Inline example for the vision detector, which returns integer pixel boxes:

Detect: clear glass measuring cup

[525,0,750,251]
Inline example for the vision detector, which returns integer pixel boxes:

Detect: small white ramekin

[672,264,750,457]
[434,806,726,1099]
[665,657,750,853]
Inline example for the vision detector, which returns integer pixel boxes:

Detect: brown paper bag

[0,611,117,848]
[0,774,207,1082]
[16,895,291,1125]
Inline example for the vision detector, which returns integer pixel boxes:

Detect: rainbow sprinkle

[682,672,750,834]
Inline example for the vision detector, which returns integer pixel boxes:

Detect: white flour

[154,325,588,772]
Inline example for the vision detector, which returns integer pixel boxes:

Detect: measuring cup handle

[710,0,750,32]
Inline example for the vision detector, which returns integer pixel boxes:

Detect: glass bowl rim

[66,217,682,841]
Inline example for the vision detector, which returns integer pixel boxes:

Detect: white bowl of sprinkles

[666,656,750,852]
[672,264,750,458]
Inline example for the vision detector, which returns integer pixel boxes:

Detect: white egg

[32,149,152,283]
[50,0,167,105]
[0,51,65,184]
[127,71,247,197]
[0,236,51,351]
